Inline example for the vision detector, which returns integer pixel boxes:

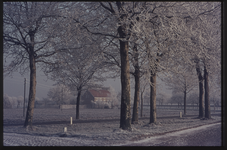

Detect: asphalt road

[4,122,222,146]
[119,122,222,146]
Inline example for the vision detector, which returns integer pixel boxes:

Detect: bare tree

[47,84,72,105]
[3,2,68,129]
[184,2,221,118]
[209,73,221,113]
[156,93,166,105]
[164,67,197,115]
[109,86,119,108]
[139,76,149,118]
[3,94,13,109]
[188,92,199,110]
[170,93,184,108]
[72,2,190,127]
[47,33,105,119]
[129,42,148,124]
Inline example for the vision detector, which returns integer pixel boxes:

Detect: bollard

[70,117,72,125]
[63,127,67,133]
[179,112,182,118]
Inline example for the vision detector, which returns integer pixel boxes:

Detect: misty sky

[3,67,172,100]
[3,70,120,99]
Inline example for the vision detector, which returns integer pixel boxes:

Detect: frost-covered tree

[170,93,184,108]
[74,1,142,129]
[156,93,166,105]
[17,96,24,108]
[47,34,105,119]
[3,2,70,128]
[47,84,72,105]
[129,40,148,124]
[109,86,119,108]
[182,2,221,118]
[139,76,149,118]
[164,67,197,115]
[187,92,199,109]
[209,75,221,112]
[3,94,12,109]
[70,1,194,127]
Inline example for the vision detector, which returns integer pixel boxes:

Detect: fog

[3,69,172,100]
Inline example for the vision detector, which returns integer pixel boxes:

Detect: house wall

[81,90,113,108]
[94,97,111,102]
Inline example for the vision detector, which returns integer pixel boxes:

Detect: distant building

[81,89,112,108]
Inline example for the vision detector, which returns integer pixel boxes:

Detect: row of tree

[3,2,221,130]
[3,94,26,109]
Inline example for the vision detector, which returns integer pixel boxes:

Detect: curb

[130,121,221,141]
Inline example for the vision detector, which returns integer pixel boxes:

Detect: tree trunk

[24,52,36,128]
[184,90,187,115]
[132,44,140,124]
[150,72,156,124]
[140,91,143,118]
[132,72,140,124]
[204,65,211,119]
[196,65,204,118]
[76,89,81,119]
[118,25,131,130]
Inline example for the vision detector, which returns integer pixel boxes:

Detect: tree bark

[24,51,36,128]
[184,90,187,115]
[24,31,37,129]
[132,45,140,124]
[204,65,211,119]
[196,66,204,118]
[76,89,81,119]
[132,70,140,124]
[140,90,144,118]
[118,26,131,130]
[150,72,156,124]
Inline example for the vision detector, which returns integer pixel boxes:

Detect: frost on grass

[3,108,221,146]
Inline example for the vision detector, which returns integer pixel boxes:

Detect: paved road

[118,122,222,146]
[4,122,222,146]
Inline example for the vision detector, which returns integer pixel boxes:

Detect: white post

[63,127,67,133]
[179,112,182,118]
[70,117,72,125]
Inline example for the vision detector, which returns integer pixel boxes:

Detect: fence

[60,105,86,109]
[142,104,221,111]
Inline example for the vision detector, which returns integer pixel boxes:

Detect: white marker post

[63,127,67,133]
[70,117,73,125]
[179,112,182,118]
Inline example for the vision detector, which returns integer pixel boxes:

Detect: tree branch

[100,2,115,14]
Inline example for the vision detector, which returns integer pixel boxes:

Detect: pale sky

[3,68,172,100]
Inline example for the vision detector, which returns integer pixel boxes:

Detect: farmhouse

[81,89,112,108]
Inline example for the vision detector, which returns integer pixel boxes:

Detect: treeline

[3,2,221,130]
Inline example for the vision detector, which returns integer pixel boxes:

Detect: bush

[3,96,12,109]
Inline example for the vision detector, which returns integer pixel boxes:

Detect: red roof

[88,89,111,97]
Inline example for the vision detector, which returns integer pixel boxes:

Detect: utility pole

[23,78,26,117]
